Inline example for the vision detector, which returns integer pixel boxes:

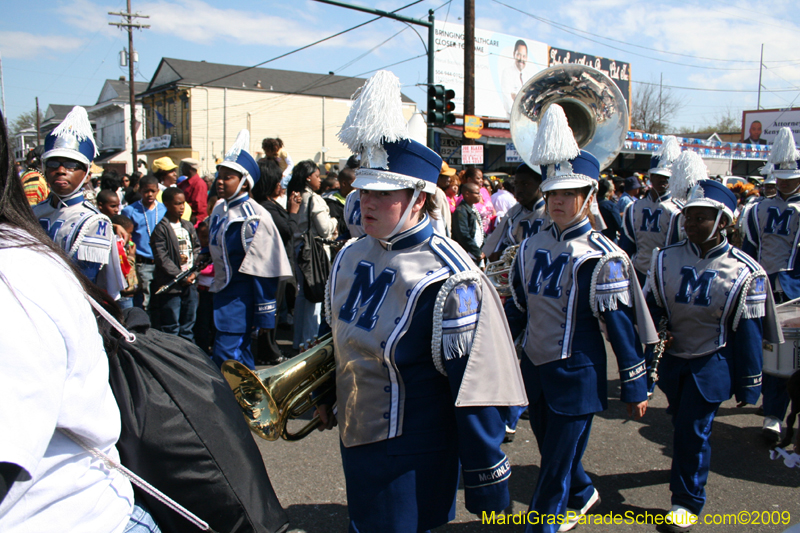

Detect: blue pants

[152,285,198,342]
[526,398,595,533]
[134,262,155,310]
[662,365,720,515]
[762,373,790,420]
[123,501,161,533]
[213,331,254,370]
[293,265,321,350]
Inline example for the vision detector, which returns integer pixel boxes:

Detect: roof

[98,79,149,104]
[142,57,415,103]
[43,104,81,123]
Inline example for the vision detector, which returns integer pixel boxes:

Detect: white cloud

[0,31,85,59]
[57,0,120,38]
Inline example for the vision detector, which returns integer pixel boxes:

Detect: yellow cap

[152,156,178,173]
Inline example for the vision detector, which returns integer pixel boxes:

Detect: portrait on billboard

[743,120,767,145]
[500,39,535,117]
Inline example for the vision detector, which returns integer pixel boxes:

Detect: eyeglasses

[45,159,87,171]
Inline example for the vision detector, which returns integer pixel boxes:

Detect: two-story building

[89,77,148,175]
[137,57,418,176]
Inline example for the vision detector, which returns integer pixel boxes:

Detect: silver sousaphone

[486,64,628,296]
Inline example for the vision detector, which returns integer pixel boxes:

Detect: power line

[633,79,800,93]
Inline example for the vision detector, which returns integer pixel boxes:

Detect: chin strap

[703,210,724,243]
[566,191,596,227]
[379,188,424,244]
[53,174,90,207]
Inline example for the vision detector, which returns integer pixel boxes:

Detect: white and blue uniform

[482,198,548,257]
[506,218,656,533]
[33,190,125,299]
[327,215,527,532]
[208,193,292,370]
[620,191,683,286]
[343,190,364,239]
[646,237,775,514]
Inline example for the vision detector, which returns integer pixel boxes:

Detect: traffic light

[443,88,456,125]
[428,84,445,125]
[428,85,457,126]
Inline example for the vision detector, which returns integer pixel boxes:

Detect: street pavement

[252,331,800,533]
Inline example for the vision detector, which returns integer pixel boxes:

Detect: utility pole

[310,0,436,148]
[0,52,6,126]
[463,0,475,146]
[757,44,764,110]
[659,73,663,131]
[35,97,41,145]
[109,1,150,174]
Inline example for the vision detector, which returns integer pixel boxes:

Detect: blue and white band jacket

[207,194,292,331]
[646,239,782,403]
[482,198,548,256]
[621,192,683,275]
[343,190,365,239]
[34,191,125,297]
[743,193,800,298]
[648,239,779,358]
[506,218,657,415]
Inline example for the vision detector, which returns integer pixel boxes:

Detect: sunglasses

[45,159,87,171]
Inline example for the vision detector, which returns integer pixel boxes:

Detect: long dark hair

[252,158,283,203]
[0,110,123,344]
[287,160,318,196]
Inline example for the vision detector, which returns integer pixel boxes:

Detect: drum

[763,329,800,378]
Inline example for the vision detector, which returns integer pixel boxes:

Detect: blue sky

[2,0,799,132]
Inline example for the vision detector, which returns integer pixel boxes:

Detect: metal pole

[464,0,475,148]
[427,9,435,149]
[757,44,764,110]
[35,97,41,145]
[223,88,227,150]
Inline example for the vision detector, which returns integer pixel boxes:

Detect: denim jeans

[134,262,156,311]
[152,284,199,342]
[123,501,161,533]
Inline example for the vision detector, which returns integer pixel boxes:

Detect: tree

[10,108,43,138]
[689,107,742,134]
[631,80,683,134]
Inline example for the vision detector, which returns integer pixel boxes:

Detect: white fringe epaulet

[732,268,768,331]
[71,213,112,264]
[225,129,250,160]
[670,151,707,202]
[508,246,526,313]
[768,127,800,169]
[337,70,408,169]
[53,106,98,156]
[647,248,664,308]
[431,270,482,376]
[324,237,360,326]
[589,251,633,317]
[529,104,580,166]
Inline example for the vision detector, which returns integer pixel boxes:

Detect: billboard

[742,108,800,145]
[547,47,632,121]
[433,21,548,119]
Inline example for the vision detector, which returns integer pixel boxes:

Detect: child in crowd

[150,188,200,341]
[110,214,138,309]
[122,175,166,310]
[96,189,121,218]
[193,219,216,355]
[452,181,486,266]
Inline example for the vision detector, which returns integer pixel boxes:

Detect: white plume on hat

[764,127,800,180]
[337,70,408,169]
[650,135,681,177]
[225,129,250,161]
[51,106,98,157]
[529,104,580,166]
[670,151,707,202]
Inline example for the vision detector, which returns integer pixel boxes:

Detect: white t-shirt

[0,238,134,533]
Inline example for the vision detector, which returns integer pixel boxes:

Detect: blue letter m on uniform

[765,207,792,236]
[339,261,396,331]
[675,267,717,306]
[639,208,662,232]
[528,250,570,298]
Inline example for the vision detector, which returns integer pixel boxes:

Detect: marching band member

[505,104,657,533]
[743,127,800,442]
[32,106,126,299]
[646,171,780,531]
[206,130,292,370]
[318,71,527,532]
[620,136,686,286]
[483,163,548,262]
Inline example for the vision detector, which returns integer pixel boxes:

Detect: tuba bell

[509,63,629,171]
[221,333,335,441]
[484,65,629,296]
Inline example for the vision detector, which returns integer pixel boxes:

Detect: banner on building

[139,134,171,151]
[742,108,800,145]
[433,21,548,120]
[506,143,522,163]
[547,47,632,125]
[462,144,484,165]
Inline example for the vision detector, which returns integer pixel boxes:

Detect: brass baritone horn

[221,333,335,441]
[484,245,519,297]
